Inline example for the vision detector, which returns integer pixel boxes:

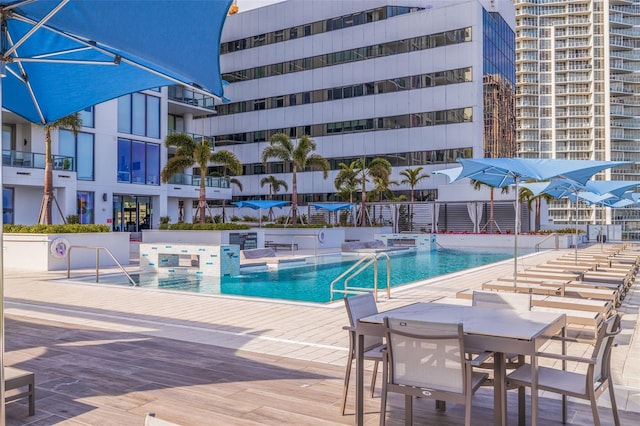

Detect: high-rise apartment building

[514,0,640,239]
[213,0,516,206]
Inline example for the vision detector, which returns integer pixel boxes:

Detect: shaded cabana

[232,200,290,226]
[309,203,354,225]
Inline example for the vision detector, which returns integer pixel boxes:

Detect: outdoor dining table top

[360,302,565,345]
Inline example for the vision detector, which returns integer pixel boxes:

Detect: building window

[59,130,94,181]
[77,191,95,224]
[117,93,161,138]
[79,106,95,128]
[117,139,160,185]
[2,187,14,224]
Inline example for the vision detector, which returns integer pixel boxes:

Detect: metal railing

[534,233,560,252]
[330,252,391,301]
[67,245,137,286]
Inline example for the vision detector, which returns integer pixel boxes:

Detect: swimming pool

[88,248,522,303]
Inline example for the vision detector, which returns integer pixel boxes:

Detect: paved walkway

[3,245,640,422]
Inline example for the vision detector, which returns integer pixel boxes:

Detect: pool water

[92,248,520,303]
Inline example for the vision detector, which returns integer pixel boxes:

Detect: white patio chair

[507,313,622,425]
[341,293,385,415]
[380,318,488,426]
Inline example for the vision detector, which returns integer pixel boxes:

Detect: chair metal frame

[379,318,488,426]
[341,293,385,415]
[507,314,622,425]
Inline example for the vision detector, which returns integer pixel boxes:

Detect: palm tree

[162,133,242,224]
[211,149,243,222]
[261,133,329,226]
[260,175,288,199]
[352,157,392,227]
[334,161,359,204]
[38,113,82,224]
[519,184,554,232]
[399,166,429,203]
[400,166,429,230]
[261,175,288,220]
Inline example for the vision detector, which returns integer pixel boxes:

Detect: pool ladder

[329,252,391,302]
[66,245,137,286]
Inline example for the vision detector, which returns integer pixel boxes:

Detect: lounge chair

[507,314,622,425]
[341,293,385,415]
[379,318,488,426]
[5,366,35,416]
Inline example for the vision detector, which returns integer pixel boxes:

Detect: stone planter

[4,233,130,271]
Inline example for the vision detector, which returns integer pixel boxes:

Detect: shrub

[4,224,110,233]
[164,223,250,231]
[66,214,79,224]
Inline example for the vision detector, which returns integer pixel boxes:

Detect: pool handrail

[67,245,137,286]
[291,235,318,257]
[330,252,391,302]
[534,233,560,252]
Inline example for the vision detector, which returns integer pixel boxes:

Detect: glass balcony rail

[167,85,216,110]
[167,173,230,188]
[167,129,215,146]
[2,150,75,171]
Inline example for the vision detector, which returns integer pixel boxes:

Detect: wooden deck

[4,315,637,426]
[3,245,640,425]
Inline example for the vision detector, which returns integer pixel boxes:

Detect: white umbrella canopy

[440,158,632,286]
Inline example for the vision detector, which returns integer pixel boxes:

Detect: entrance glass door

[112,195,152,232]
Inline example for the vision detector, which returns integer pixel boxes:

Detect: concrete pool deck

[3,244,640,424]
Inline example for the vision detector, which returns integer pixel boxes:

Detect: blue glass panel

[59,130,75,158]
[3,188,14,224]
[117,95,131,134]
[77,191,94,224]
[147,95,160,138]
[117,138,131,182]
[131,141,146,184]
[77,132,94,181]
[132,93,146,136]
[79,106,94,128]
[146,143,160,185]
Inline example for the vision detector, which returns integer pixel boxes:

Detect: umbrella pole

[575,198,579,265]
[600,204,604,252]
[514,177,519,289]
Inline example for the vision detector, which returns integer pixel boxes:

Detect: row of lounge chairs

[457,243,638,341]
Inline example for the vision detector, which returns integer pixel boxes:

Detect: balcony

[167,85,216,114]
[167,173,230,188]
[167,129,215,146]
[2,150,75,171]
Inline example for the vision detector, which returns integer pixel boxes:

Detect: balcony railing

[167,129,215,146]
[167,173,230,188]
[2,150,75,171]
[167,85,216,110]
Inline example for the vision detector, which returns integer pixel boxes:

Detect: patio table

[355,302,566,426]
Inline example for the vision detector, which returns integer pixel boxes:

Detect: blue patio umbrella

[445,158,631,285]
[0,0,233,415]
[524,179,640,260]
[232,200,290,226]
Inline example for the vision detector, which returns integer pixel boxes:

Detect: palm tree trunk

[40,129,54,224]
[535,198,541,231]
[360,175,367,227]
[489,188,495,234]
[199,169,207,223]
[291,164,298,226]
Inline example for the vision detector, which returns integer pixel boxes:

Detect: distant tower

[228,0,238,15]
